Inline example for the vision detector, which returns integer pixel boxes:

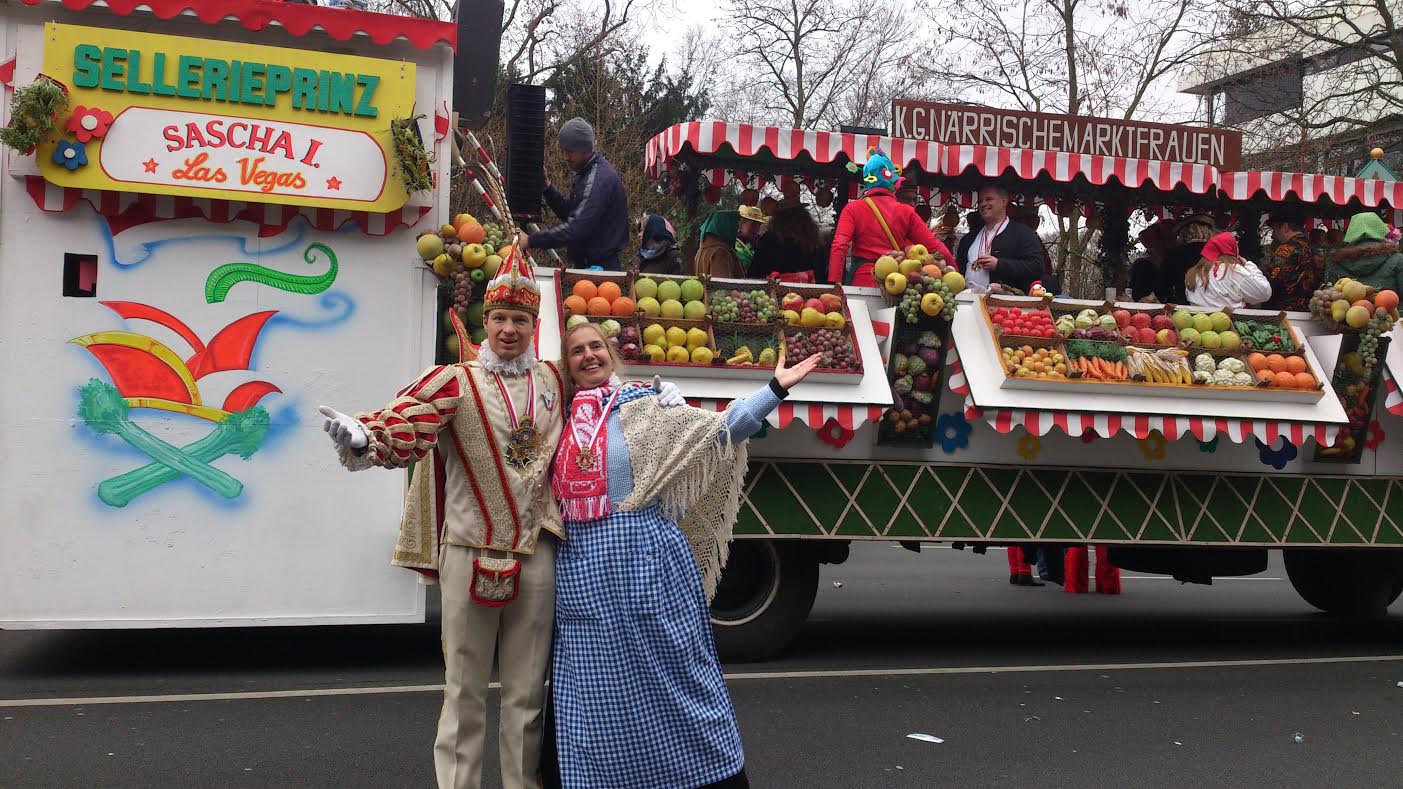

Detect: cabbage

[907,356,928,376]
[894,375,914,394]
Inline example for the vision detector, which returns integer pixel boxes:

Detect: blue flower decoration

[936,412,972,453]
[1255,437,1298,470]
[1198,436,1220,453]
[52,139,87,171]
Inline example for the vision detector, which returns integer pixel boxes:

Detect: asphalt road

[4,544,1403,788]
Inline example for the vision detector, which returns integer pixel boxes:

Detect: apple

[1113,310,1132,328]
[1156,328,1178,345]
[819,293,843,312]
[826,311,847,329]
[1130,313,1152,329]
[782,309,801,325]
[1180,327,1201,346]
[884,272,908,295]
[781,293,805,311]
[805,297,826,313]
[1150,315,1175,332]
[873,256,900,281]
[906,244,929,259]
[1139,327,1158,344]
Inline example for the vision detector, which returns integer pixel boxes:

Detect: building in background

[1180,4,1402,176]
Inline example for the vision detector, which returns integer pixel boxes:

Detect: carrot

[1115,361,1126,379]
[1093,358,1108,378]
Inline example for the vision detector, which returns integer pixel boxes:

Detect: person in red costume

[1064,546,1121,594]
[827,152,952,286]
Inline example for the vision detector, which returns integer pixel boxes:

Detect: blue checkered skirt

[553,505,744,789]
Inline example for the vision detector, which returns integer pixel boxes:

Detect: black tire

[710,540,818,662]
[1284,549,1403,617]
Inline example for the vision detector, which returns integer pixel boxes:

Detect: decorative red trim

[21,0,456,51]
[461,368,523,545]
[450,391,497,546]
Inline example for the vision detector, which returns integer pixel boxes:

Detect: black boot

[1015,574,1044,587]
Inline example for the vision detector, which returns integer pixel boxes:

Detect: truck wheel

[1284,549,1403,617]
[711,540,818,662]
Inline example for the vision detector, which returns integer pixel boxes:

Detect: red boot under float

[1007,546,1043,587]
[1064,546,1122,594]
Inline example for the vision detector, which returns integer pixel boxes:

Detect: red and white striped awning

[646,121,942,178]
[941,145,1219,194]
[685,397,887,431]
[24,177,431,237]
[1221,172,1403,215]
[961,397,1340,446]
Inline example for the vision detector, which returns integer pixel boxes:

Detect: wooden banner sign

[37,23,418,211]
[891,100,1242,171]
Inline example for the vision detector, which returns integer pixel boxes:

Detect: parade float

[0,1,456,629]
[638,105,1403,659]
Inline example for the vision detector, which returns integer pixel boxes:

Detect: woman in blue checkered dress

[551,323,821,789]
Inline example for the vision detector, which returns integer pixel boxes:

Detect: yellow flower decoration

[1139,429,1167,461]
[1017,434,1042,460]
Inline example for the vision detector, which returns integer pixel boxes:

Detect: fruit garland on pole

[390,115,434,194]
[0,75,67,155]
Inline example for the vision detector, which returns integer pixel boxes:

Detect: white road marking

[1120,575,1284,581]
[3,654,1402,708]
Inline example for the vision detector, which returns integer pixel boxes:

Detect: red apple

[1139,327,1158,344]
[1150,315,1175,331]
[1113,309,1131,328]
[819,293,843,311]
[1156,328,1177,344]
[1131,313,1152,329]
[805,297,826,312]
[781,293,804,311]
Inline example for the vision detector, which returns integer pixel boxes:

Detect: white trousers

[434,536,556,789]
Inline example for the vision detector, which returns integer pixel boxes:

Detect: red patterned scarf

[552,382,623,522]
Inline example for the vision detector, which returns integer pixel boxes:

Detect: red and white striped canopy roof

[944,339,1339,446]
[24,177,431,237]
[648,121,1403,219]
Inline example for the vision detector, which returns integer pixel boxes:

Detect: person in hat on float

[520,117,630,270]
[828,149,953,286]
[694,204,768,279]
[1184,231,1272,311]
[318,248,684,789]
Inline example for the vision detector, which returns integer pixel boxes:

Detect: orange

[563,295,588,316]
[456,221,485,244]
[1266,354,1287,373]
[586,297,612,316]
[1294,372,1316,389]
[1353,299,1374,310]
[1246,352,1267,371]
[572,280,598,300]
[1273,371,1295,388]
[597,281,623,302]
[1375,290,1399,311]
[1256,369,1274,384]
[1285,356,1307,375]
[610,296,636,316]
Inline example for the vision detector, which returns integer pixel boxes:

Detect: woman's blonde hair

[1185,254,1246,292]
[559,321,626,402]
[1176,219,1215,245]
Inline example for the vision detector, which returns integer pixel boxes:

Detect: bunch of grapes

[786,328,860,370]
[482,221,505,252]
[1359,323,1381,375]
[711,290,742,322]
[452,269,473,309]
[895,275,957,324]
[744,289,779,322]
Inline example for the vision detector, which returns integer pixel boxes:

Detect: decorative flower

[1017,435,1042,460]
[816,417,853,449]
[937,412,972,453]
[1139,429,1167,461]
[1255,437,1298,470]
[52,139,87,171]
[66,106,113,142]
[1198,436,1220,453]
[1365,420,1385,451]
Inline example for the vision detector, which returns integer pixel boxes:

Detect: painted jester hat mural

[71,224,340,508]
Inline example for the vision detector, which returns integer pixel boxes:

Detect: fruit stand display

[1309,279,1401,462]
[413,214,511,362]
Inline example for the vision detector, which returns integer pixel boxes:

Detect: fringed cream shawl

[616,397,750,601]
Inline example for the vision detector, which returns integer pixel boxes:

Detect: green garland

[391,116,434,193]
[0,76,67,154]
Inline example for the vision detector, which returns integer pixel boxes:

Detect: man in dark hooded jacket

[521,117,629,269]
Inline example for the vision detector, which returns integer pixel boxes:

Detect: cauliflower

[1192,370,1212,384]
[1211,370,1234,386]
[1194,354,1215,372]
[1232,371,1253,386]
[1220,358,1245,374]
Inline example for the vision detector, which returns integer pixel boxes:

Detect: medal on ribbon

[494,372,540,472]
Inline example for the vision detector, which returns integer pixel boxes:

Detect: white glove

[319,405,368,449]
[652,376,686,408]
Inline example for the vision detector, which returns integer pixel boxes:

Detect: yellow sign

[38,23,419,212]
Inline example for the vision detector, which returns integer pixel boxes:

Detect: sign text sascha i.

[38,23,418,212]
[891,100,1242,170]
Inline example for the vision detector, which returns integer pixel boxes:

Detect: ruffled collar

[477,344,536,376]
